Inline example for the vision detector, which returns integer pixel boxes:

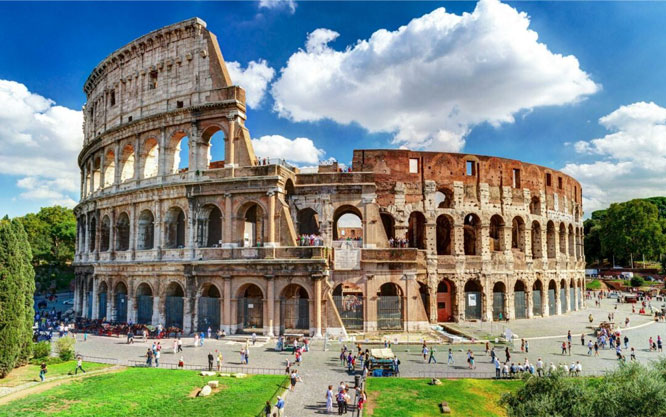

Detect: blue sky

[1,1,666,217]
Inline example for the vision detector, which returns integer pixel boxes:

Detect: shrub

[631,276,645,287]
[55,337,75,362]
[33,341,51,359]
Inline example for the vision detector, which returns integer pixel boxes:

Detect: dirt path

[0,366,124,406]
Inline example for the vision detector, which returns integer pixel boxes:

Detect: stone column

[314,275,323,337]
[266,275,275,337]
[223,277,232,334]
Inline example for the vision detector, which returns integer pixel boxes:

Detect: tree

[0,219,36,377]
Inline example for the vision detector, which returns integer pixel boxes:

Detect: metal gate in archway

[560,288,567,313]
[493,292,506,320]
[165,296,184,329]
[514,291,526,319]
[98,292,107,319]
[86,292,92,318]
[465,292,482,320]
[532,291,542,316]
[548,289,556,316]
[137,295,153,324]
[237,297,263,331]
[280,298,309,332]
[569,288,575,311]
[377,296,402,330]
[198,297,220,332]
[115,294,127,323]
[333,295,363,330]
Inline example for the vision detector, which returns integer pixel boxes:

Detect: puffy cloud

[563,102,666,213]
[0,80,82,208]
[226,60,275,108]
[272,0,598,151]
[251,135,325,165]
[258,0,296,14]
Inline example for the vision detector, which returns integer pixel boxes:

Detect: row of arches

[82,127,227,196]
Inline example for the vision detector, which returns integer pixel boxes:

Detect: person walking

[326,385,334,414]
[75,356,86,374]
[208,352,214,371]
[39,362,47,382]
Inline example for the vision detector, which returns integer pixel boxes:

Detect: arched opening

[546,221,556,258]
[489,215,505,252]
[237,284,264,332]
[532,280,543,316]
[514,281,527,319]
[559,223,567,255]
[380,212,395,243]
[241,203,264,247]
[464,280,482,320]
[202,127,226,169]
[531,221,542,259]
[436,215,453,255]
[377,283,403,330]
[98,281,108,320]
[114,282,128,323]
[141,138,159,178]
[332,283,364,330]
[464,213,481,255]
[280,284,310,333]
[435,188,453,209]
[198,284,221,332]
[198,205,222,247]
[165,282,184,329]
[119,144,135,182]
[511,216,525,252]
[115,213,130,251]
[103,150,115,188]
[560,279,567,314]
[492,282,506,321]
[437,278,455,322]
[165,207,186,249]
[92,157,101,191]
[137,210,155,250]
[100,216,111,252]
[529,196,541,215]
[548,280,557,316]
[407,211,426,249]
[297,208,320,235]
[568,225,575,257]
[333,206,363,241]
[135,283,153,325]
[88,216,97,253]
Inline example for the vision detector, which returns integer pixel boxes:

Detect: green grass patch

[0,367,287,417]
[365,378,521,417]
[586,280,602,290]
[0,361,110,387]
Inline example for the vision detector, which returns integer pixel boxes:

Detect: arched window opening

[436,215,453,255]
[120,144,135,182]
[489,215,505,252]
[103,150,115,187]
[115,212,130,251]
[298,208,320,236]
[380,212,395,243]
[511,216,525,252]
[88,216,97,252]
[100,215,111,252]
[333,206,362,241]
[165,207,186,249]
[407,211,426,249]
[435,188,453,209]
[529,196,541,215]
[137,210,155,250]
[492,282,506,321]
[531,221,542,259]
[546,221,556,259]
[141,138,159,178]
[464,214,480,255]
[242,204,264,247]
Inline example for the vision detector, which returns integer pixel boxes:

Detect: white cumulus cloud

[563,102,666,213]
[251,135,324,165]
[0,80,82,208]
[227,60,276,108]
[271,0,599,151]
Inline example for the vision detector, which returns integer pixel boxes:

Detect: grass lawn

[365,378,521,417]
[0,367,287,417]
[0,361,110,387]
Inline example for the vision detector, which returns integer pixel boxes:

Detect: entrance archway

[165,282,184,329]
[237,284,264,332]
[514,281,527,319]
[114,282,128,323]
[436,279,455,322]
[332,283,364,330]
[198,284,221,332]
[377,283,403,330]
[135,283,153,325]
[464,280,482,320]
[280,284,310,333]
[493,282,506,321]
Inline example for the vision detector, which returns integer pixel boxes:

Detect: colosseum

[73,18,585,337]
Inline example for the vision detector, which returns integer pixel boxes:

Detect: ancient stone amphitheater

[73,18,585,336]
